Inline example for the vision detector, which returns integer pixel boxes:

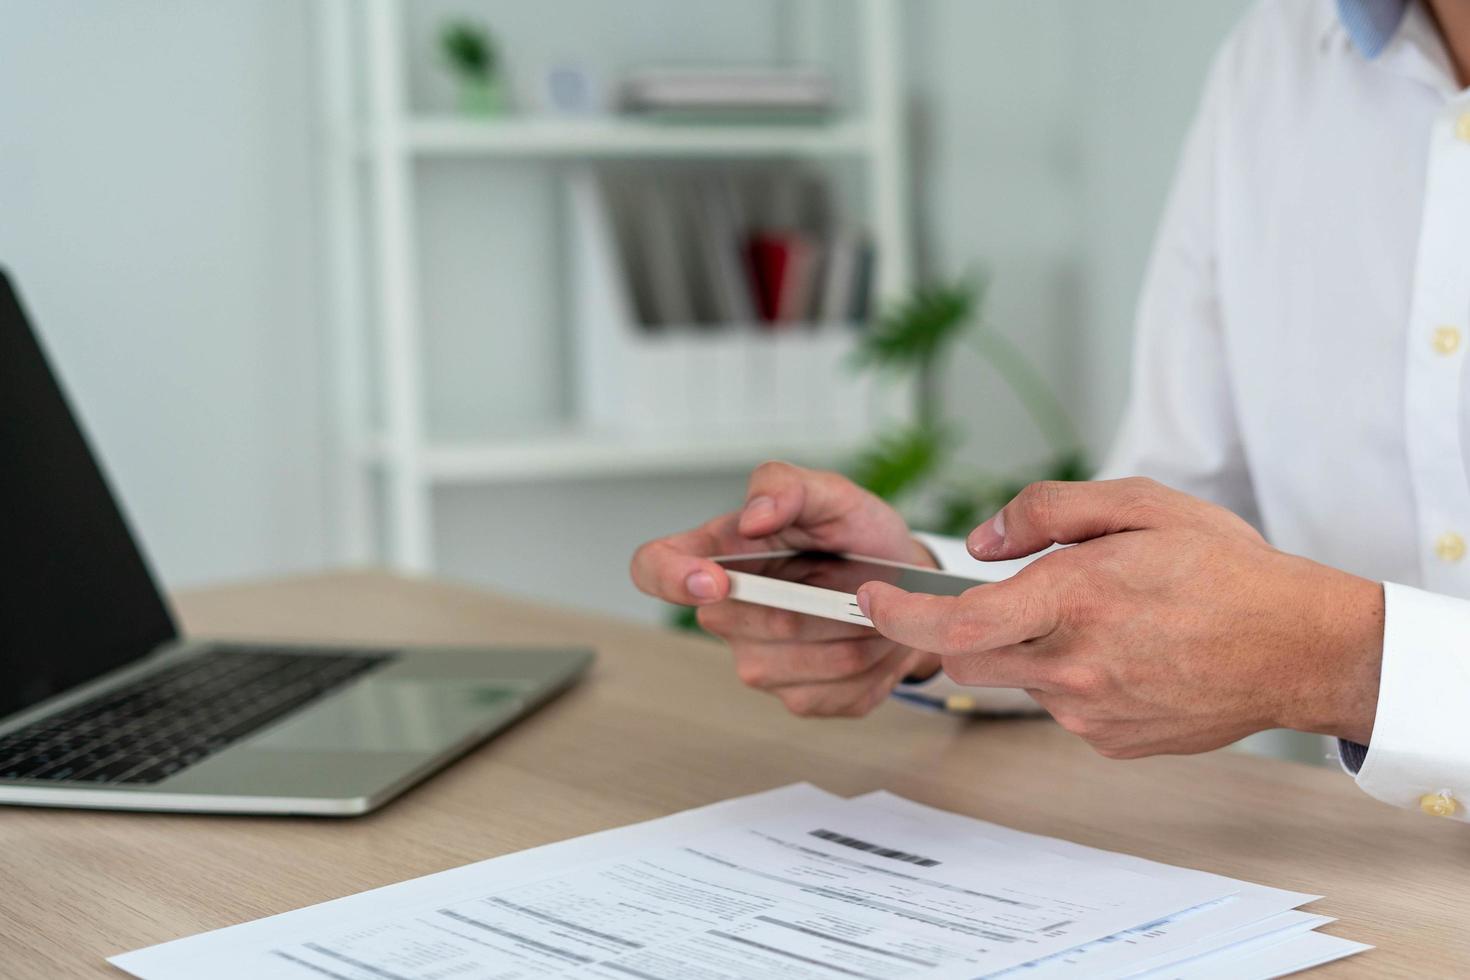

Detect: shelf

[361,431,854,484]
[383,116,875,159]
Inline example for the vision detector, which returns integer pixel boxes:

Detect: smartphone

[712,550,984,628]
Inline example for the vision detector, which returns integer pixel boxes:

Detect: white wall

[906,0,1251,473]
[1069,1,1252,452]
[0,0,1249,613]
[0,0,328,588]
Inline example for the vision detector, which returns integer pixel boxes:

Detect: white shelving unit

[318,0,913,573]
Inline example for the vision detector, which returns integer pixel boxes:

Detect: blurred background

[3,2,1317,761]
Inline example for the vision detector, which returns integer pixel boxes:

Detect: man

[631,0,1470,823]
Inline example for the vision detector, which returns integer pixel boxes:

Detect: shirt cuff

[1337,739,1368,774]
[1349,582,1470,822]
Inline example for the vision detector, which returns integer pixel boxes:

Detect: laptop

[0,270,592,815]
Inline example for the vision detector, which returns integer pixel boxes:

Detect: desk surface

[4,572,1468,977]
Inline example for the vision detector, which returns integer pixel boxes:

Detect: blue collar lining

[1336,0,1411,58]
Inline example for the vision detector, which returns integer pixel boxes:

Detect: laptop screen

[0,271,177,719]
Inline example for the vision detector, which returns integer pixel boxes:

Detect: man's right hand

[629,461,942,718]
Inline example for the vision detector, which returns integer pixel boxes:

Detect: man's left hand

[857,478,1385,757]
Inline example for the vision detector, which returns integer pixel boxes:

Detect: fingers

[738,461,863,539]
[629,521,733,605]
[858,576,1059,659]
[733,642,916,718]
[633,459,881,610]
[774,664,904,718]
[730,640,888,689]
[965,477,1181,561]
[632,461,864,605]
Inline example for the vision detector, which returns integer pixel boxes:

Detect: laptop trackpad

[248,679,526,753]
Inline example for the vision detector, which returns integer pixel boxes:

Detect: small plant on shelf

[669,274,1088,631]
[439,19,506,116]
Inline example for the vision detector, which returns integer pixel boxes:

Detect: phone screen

[715,551,981,597]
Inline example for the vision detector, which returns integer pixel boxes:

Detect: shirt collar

[1335,0,1411,58]
[1329,0,1459,94]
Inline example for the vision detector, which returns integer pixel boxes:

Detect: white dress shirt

[902,0,1470,822]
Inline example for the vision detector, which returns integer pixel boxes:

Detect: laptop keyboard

[0,647,394,785]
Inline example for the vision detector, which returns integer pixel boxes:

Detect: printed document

[111,784,1366,980]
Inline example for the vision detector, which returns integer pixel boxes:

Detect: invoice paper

[858,792,1325,979]
[1158,929,1372,980]
[110,785,1359,980]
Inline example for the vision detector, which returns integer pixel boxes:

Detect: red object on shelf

[747,233,819,326]
[746,234,788,324]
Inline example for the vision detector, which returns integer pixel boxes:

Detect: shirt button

[1435,532,1466,562]
[1432,325,1462,355]
[1419,791,1459,817]
[1457,112,1470,142]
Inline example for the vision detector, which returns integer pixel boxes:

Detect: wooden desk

[4,572,1467,977]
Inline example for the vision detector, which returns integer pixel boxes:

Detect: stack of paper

[111,785,1368,979]
[621,67,835,121]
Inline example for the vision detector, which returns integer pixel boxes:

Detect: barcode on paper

[809,828,941,867]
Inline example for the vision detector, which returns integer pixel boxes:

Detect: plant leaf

[852,278,981,372]
[928,493,986,538]
[847,424,952,501]
[1046,449,1092,482]
[922,451,1093,537]
[440,21,495,77]
[667,603,703,634]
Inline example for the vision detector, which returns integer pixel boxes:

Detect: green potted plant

[440,20,506,116]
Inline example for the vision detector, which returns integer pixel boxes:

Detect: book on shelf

[593,165,876,333]
[817,229,858,323]
[847,236,877,323]
[691,179,757,325]
[746,233,788,324]
[567,166,880,442]
[620,67,834,122]
[637,188,696,327]
[748,233,825,326]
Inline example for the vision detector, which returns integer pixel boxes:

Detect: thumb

[857,581,954,651]
[737,461,861,538]
[965,477,1178,561]
[857,578,1054,655]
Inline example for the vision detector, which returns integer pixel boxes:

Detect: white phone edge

[711,551,998,629]
[721,570,875,629]
[711,551,940,630]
